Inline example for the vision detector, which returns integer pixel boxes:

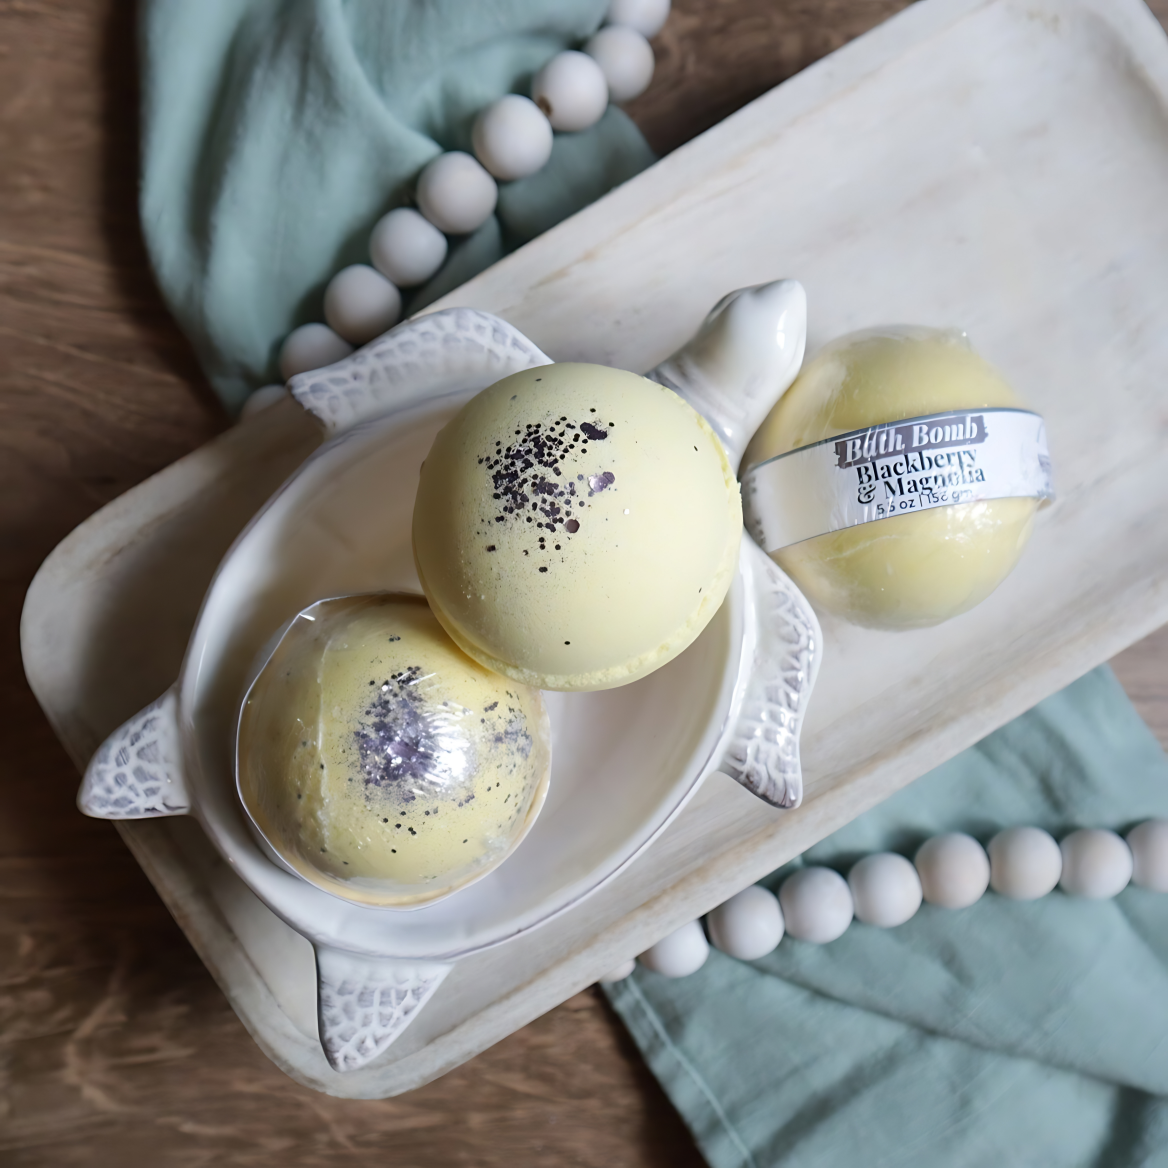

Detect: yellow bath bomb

[237,595,551,907]
[412,363,742,690]
[742,329,1043,630]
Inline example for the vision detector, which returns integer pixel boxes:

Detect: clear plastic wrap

[237,594,551,908]
[741,328,1052,630]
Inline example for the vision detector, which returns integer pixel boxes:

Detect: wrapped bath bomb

[741,328,1053,629]
[237,595,551,907]
[413,363,742,690]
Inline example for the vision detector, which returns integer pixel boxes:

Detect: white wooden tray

[22,0,1168,1097]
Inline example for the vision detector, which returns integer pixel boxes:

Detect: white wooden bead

[778,867,854,943]
[598,959,636,983]
[706,885,784,959]
[278,323,353,381]
[914,832,990,909]
[532,51,609,133]
[1059,828,1133,898]
[239,384,286,420]
[606,0,671,38]
[847,852,923,927]
[638,920,709,977]
[369,207,448,287]
[586,26,655,103]
[416,151,498,235]
[323,264,402,345]
[1127,819,1168,891]
[472,95,554,181]
[988,826,1062,900]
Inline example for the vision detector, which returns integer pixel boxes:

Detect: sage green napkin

[138,0,655,413]
[605,666,1168,1167]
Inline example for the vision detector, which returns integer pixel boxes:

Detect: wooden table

[3,1,1166,1163]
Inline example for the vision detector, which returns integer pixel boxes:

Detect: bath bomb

[742,329,1042,629]
[413,364,742,691]
[237,594,551,907]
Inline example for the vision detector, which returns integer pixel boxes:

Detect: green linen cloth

[606,666,1168,1168]
[138,0,655,413]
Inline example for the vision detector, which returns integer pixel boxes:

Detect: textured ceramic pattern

[718,544,819,807]
[316,948,452,1073]
[288,307,551,434]
[78,688,189,818]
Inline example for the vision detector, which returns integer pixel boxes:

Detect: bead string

[271,0,671,390]
[601,819,1168,981]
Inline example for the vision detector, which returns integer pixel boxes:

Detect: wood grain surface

[2,1,1166,1165]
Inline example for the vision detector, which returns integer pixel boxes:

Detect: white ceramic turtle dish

[77,285,821,1071]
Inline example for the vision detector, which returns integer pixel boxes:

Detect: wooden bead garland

[585,26,656,103]
[605,0,670,37]
[988,825,1062,900]
[779,866,853,943]
[603,819,1168,983]
[915,832,990,909]
[638,919,710,978]
[706,885,784,959]
[848,852,922,927]
[472,95,555,181]
[278,322,352,382]
[1128,818,1168,891]
[1058,828,1133,898]
[532,50,610,132]
[267,0,670,390]
[323,264,401,344]
[369,207,447,288]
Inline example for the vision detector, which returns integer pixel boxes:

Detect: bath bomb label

[743,408,1053,551]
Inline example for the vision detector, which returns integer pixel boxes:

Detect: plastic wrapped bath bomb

[413,364,742,691]
[915,832,990,908]
[988,826,1062,899]
[741,328,1049,629]
[237,595,551,908]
